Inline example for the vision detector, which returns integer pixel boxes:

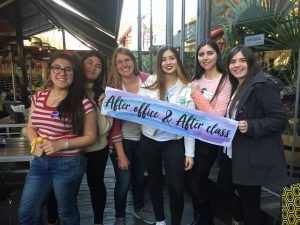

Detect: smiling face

[83,56,102,81]
[197,44,218,72]
[115,53,134,78]
[49,58,74,89]
[228,51,249,83]
[161,50,178,75]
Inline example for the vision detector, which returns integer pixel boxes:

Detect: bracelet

[64,139,69,150]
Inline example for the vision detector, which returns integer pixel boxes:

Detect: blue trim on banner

[102,87,238,147]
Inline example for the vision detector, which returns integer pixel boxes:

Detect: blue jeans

[110,139,145,218]
[19,154,87,225]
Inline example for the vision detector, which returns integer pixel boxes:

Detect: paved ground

[0,158,281,225]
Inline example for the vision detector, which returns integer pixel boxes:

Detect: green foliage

[223,0,297,49]
[262,15,300,51]
[133,51,157,74]
[211,1,231,28]
[141,54,157,74]
[222,0,299,88]
[222,0,300,137]
[226,0,295,23]
[183,51,195,79]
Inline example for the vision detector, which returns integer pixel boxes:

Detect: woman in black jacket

[218,46,288,225]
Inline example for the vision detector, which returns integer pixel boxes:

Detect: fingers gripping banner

[101,87,238,147]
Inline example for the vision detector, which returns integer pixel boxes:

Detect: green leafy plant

[223,0,297,48]
[222,0,300,137]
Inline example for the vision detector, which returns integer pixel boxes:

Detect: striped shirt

[31,89,94,156]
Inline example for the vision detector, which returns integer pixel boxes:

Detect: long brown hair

[146,46,190,100]
[227,46,259,117]
[107,47,140,88]
[47,53,87,135]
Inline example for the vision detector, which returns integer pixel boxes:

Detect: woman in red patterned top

[18,53,97,225]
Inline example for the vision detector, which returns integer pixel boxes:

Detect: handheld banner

[102,87,238,147]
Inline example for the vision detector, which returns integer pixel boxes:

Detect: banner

[101,87,238,147]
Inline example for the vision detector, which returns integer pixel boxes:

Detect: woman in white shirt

[139,46,195,225]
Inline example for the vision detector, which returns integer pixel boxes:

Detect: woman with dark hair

[187,39,232,225]
[81,50,113,225]
[107,47,154,225]
[82,51,107,102]
[46,51,113,225]
[139,46,195,225]
[18,53,97,225]
[218,45,288,225]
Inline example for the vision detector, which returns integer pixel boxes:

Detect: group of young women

[17,39,288,225]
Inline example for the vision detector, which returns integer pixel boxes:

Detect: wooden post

[14,0,29,107]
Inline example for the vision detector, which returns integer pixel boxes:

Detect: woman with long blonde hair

[108,47,154,225]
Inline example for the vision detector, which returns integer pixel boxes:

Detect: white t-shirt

[121,78,142,141]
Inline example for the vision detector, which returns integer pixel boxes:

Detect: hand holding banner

[101,87,238,147]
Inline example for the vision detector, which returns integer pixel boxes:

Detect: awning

[63,0,123,38]
[0,0,123,56]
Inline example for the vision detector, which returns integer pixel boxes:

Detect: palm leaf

[262,15,300,51]
[227,0,296,22]
[223,0,298,50]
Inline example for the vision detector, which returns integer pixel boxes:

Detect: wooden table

[0,138,32,163]
[0,116,27,137]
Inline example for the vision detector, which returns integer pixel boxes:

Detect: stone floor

[0,158,282,225]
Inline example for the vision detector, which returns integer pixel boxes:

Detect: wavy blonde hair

[107,47,140,88]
